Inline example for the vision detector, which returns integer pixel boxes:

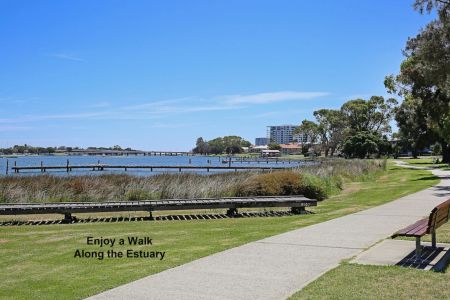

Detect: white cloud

[0,125,33,131]
[0,90,329,124]
[220,91,329,105]
[48,53,85,62]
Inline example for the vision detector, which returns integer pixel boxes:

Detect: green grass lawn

[290,263,450,300]
[0,165,440,299]
[400,157,450,170]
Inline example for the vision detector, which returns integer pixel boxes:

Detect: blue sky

[0,0,434,151]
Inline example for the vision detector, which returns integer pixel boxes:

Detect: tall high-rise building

[254,137,269,146]
[266,125,299,144]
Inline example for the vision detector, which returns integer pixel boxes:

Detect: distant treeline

[192,136,251,155]
[0,144,134,155]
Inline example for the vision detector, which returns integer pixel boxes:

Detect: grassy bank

[400,157,450,170]
[0,159,384,203]
[0,164,438,299]
[290,263,450,299]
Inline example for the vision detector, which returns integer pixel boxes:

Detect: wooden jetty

[221,158,298,164]
[11,163,293,173]
[0,195,317,222]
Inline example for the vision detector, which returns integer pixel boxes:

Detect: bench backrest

[427,199,450,233]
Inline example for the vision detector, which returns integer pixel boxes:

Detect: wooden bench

[392,199,450,259]
[0,195,317,223]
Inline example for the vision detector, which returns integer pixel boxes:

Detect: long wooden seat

[392,199,450,258]
[0,195,317,223]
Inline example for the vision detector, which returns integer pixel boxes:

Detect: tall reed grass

[0,159,385,203]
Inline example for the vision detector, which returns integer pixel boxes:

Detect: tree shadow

[413,175,443,181]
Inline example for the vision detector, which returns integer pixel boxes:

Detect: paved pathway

[88,162,449,300]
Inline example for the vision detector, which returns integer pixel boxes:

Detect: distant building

[280,143,302,155]
[293,133,310,145]
[261,149,280,157]
[255,137,269,146]
[267,125,299,144]
[249,145,269,153]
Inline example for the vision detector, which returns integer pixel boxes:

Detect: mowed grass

[400,157,450,170]
[0,165,439,299]
[290,263,450,300]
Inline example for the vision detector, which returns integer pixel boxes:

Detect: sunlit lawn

[400,157,450,170]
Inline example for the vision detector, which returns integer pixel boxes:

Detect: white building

[267,125,299,144]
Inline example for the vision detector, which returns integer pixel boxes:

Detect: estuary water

[0,155,308,176]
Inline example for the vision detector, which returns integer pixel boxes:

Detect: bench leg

[291,207,306,215]
[226,208,238,217]
[63,212,76,223]
[431,230,437,248]
[415,237,422,259]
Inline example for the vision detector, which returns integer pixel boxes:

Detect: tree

[340,96,397,135]
[394,96,436,157]
[193,136,251,155]
[268,143,281,150]
[222,136,249,154]
[342,131,381,159]
[385,0,450,161]
[313,109,346,156]
[192,137,209,154]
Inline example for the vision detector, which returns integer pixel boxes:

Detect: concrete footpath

[88,162,450,300]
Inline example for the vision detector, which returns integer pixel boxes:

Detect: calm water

[0,155,308,176]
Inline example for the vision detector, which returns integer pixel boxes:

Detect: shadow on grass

[0,209,315,226]
[413,175,443,181]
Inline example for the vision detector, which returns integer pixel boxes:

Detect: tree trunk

[442,142,450,163]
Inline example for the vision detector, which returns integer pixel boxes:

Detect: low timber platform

[11,164,293,173]
[0,196,317,223]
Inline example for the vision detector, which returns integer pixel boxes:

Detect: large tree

[313,109,346,156]
[340,96,398,135]
[385,0,450,161]
[294,120,320,153]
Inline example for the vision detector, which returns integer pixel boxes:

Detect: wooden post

[14,161,17,173]
[66,159,69,172]
[41,161,43,173]
[6,159,8,175]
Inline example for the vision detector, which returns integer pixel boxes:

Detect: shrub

[300,173,329,200]
[237,171,304,196]
[236,171,331,200]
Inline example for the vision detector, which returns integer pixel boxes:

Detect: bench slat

[428,199,450,232]
[392,218,428,237]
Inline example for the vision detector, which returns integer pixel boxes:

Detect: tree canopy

[192,136,251,154]
[385,0,450,161]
